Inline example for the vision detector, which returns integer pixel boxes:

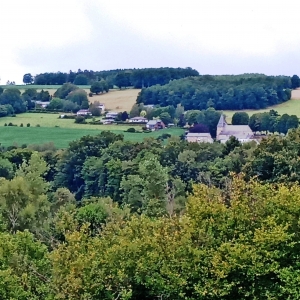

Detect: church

[216,115,254,143]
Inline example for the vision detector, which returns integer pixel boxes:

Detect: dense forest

[137,74,293,110]
[25,67,199,88]
[2,130,300,298]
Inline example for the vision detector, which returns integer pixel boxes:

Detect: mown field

[0,113,184,148]
[0,126,184,149]
[223,89,300,123]
[88,89,140,112]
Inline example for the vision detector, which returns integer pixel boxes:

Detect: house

[186,132,213,143]
[106,112,118,119]
[35,101,50,108]
[97,103,105,111]
[146,119,165,130]
[77,109,92,116]
[129,117,148,123]
[216,115,254,143]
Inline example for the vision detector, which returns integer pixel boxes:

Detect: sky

[1,0,300,84]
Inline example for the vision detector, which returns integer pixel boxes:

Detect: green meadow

[0,113,184,148]
[223,98,300,123]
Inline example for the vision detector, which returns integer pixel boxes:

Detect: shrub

[126,128,136,133]
[8,122,13,126]
[27,123,30,127]
[161,133,172,139]
[36,124,41,127]
[89,92,93,97]
[4,123,7,126]
[75,116,86,124]
[20,123,23,127]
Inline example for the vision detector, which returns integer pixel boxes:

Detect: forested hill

[30,67,199,88]
[137,74,292,110]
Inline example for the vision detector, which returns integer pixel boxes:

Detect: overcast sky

[1,0,299,84]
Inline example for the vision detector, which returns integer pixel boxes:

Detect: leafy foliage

[137,74,292,110]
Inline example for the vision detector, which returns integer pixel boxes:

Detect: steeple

[217,114,227,128]
[217,114,227,138]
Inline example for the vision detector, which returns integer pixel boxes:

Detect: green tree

[114,73,131,89]
[0,89,27,114]
[54,83,78,99]
[159,112,172,125]
[89,103,101,116]
[22,73,34,85]
[73,74,89,85]
[90,80,109,94]
[0,152,50,233]
[129,103,140,118]
[232,111,250,125]
[66,89,88,106]
[47,97,64,110]
[0,231,52,299]
[291,74,300,89]
[0,158,14,179]
[222,135,241,155]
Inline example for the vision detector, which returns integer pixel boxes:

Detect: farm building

[146,119,165,130]
[186,132,213,143]
[216,115,254,143]
[106,112,118,119]
[97,103,105,111]
[77,109,92,116]
[129,117,148,123]
[35,101,50,108]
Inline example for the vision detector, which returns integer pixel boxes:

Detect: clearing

[223,89,300,123]
[88,89,140,112]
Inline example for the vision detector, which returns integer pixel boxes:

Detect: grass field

[0,113,183,148]
[0,85,91,90]
[88,89,140,112]
[0,113,143,130]
[0,126,184,149]
[223,89,300,123]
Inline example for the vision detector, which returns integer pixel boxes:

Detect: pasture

[0,113,139,130]
[0,113,184,148]
[0,126,184,149]
[223,89,300,123]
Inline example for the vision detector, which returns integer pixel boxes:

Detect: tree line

[24,67,199,88]
[137,74,296,110]
[2,130,300,297]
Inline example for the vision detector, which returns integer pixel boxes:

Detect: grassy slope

[0,127,184,148]
[88,89,140,112]
[223,89,300,123]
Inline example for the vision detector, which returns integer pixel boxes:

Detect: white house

[106,112,118,119]
[97,103,105,111]
[77,109,92,116]
[186,132,213,143]
[35,101,50,108]
[129,117,148,123]
[216,115,254,143]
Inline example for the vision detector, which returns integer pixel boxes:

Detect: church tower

[216,114,227,138]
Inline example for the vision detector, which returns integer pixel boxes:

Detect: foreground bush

[51,176,300,299]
